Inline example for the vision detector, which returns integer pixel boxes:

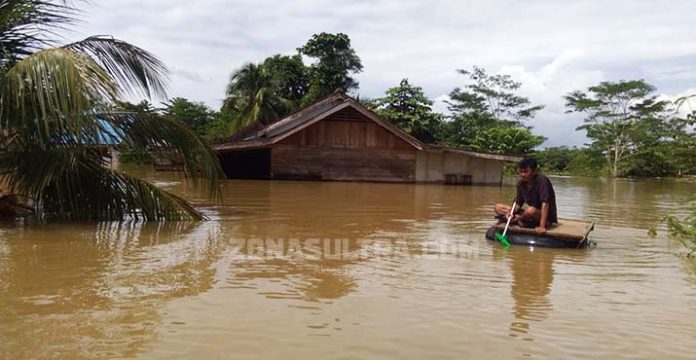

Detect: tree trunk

[606,148,616,177]
[612,140,622,178]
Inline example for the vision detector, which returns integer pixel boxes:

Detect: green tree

[623,113,676,177]
[262,54,310,103]
[444,66,545,154]
[373,79,444,143]
[0,1,222,221]
[670,95,696,175]
[564,80,669,177]
[202,111,236,142]
[566,148,607,176]
[535,147,607,176]
[223,62,294,131]
[298,32,363,104]
[448,66,544,124]
[535,147,575,173]
[650,193,696,257]
[162,97,218,138]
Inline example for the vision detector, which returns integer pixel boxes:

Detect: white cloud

[65,0,696,147]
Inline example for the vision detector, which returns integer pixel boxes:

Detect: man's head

[518,157,538,182]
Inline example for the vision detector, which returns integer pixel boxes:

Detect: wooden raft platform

[492,218,595,242]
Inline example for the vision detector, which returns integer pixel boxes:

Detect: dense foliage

[532,86,696,177]
[650,193,696,257]
[565,80,671,177]
[371,79,444,143]
[100,29,693,180]
[298,32,363,105]
[443,66,545,154]
[0,1,223,221]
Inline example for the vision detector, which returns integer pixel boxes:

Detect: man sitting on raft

[494,157,558,235]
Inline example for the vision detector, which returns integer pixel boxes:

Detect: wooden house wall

[271,108,417,182]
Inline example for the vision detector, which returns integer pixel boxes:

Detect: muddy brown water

[1,170,695,359]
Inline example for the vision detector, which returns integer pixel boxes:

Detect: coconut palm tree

[0,0,223,221]
[223,62,293,132]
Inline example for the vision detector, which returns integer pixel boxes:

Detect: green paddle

[495,202,516,248]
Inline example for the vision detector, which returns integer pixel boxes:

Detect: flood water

[1,171,695,359]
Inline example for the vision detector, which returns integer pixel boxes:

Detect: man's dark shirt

[515,173,558,224]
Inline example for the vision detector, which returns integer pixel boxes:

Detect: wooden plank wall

[273,108,416,182]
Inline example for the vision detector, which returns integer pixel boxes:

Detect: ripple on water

[2,177,696,359]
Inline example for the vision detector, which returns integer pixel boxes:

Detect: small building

[213,93,520,185]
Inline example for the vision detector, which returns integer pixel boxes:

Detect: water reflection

[1,175,695,360]
[211,181,437,303]
[507,248,556,338]
[0,221,224,360]
[506,248,589,341]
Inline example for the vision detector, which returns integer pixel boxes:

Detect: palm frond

[0,47,119,146]
[0,146,204,220]
[102,109,224,198]
[0,0,78,65]
[64,36,169,99]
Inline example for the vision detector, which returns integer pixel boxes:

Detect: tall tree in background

[298,32,363,104]
[373,79,443,143]
[445,66,545,154]
[673,96,696,175]
[262,54,310,103]
[223,62,294,131]
[565,80,669,177]
[448,66,543,124]
[0,0,222,220]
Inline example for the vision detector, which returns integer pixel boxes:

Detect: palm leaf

[64,36,169,99]
[0,0,77,65]
[0,146,204,220]
[0,41,222,220]
[0,47,119,147]
[0,2,222,221]
[101,109,224,198]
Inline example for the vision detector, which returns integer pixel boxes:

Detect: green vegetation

[122,30,692,180]
[203,38,693,179]
[371,79,444,143]
[3,1,689,217]
[223,62,295,132]
[536,147,608,176]
[298,32,363,105]
[216,32,363,133]
[162,97,229,141]
[364,68,546,153]
[443,66,545,154]
[0,1,222,221]
[536,88,695,177]
[565,80,670,177]
[650,194,696,257]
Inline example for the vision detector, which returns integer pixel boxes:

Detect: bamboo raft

[485,218,595,248]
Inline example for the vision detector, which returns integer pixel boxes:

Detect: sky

[67,0,696,147]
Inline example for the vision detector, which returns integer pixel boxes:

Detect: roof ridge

[261,93,348,135]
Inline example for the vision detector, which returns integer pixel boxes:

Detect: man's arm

[511,184,524,220]
[536,202,549,234]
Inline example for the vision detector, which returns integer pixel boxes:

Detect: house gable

[277,106,416,151]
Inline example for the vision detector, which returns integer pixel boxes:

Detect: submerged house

[213,93,520,185]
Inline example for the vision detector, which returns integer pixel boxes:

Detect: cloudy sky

[67,0,696,147]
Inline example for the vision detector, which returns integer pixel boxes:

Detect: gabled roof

[213,93,423,151]
[212,92,522,162]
